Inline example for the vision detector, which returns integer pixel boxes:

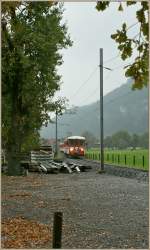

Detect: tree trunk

[6,70,24,175]
[7,150,22,176]
[6,127,24,176]
[6,121,25,176]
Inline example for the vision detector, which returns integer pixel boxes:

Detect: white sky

[55,2,140,107]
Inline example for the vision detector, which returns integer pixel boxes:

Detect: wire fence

[85,151,149,171]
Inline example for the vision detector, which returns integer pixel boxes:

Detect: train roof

[67,136,85,140]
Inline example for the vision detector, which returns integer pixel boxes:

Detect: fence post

[125,155,126,165]
[118,155,120,164]
[99,153,100,161]
[133,155,135,166]
[53,212,63,249]
[112,154,114,163]
[142,155,144,167]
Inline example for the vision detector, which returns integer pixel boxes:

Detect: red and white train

[60,136,86,158]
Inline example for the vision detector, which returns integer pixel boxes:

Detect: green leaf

[126,1,136,6]
[136,9,145,23]
[118,3,123,11]
[122,23,126,31]
[111,33,118,40]
[141,22,149,38]
[2,1,72,170]
[96,1,110,11]
[95,0,148,90]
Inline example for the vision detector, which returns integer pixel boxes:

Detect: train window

[68,139,85,146]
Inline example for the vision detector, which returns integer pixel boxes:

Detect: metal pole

[99,48,104,171]
[55,110,58,155]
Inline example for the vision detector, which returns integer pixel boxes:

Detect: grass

[85,149,149,171]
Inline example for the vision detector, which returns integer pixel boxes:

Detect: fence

[85,151,148,170]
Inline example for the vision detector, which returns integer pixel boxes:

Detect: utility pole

[99,48,105,172]
[55,109,58,155]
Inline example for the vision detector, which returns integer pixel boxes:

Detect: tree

[111,131,131,149]
[96,1,148,89]
[21,130,41,152]
[104,136,113,149]
[2,2,72,175]
[81,131,97,148]
[131,133,140,149]
[139,132,148,149]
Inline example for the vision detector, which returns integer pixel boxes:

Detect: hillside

[40,80,148,139]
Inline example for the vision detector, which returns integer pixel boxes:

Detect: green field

[85,149,149,171]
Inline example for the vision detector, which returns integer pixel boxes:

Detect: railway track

[65,156,148,181]
[65,157,100,170]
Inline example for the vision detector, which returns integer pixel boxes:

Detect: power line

[127,22,139,31]
[104,53,120,64]
[77,70,112,106]
[70,62,116,102]
[112,63,133,70]
[94,90,133,111]
[70,62,133,107]
[78,86,100,106]
[70,62,127,104]
[104,61,134,71]
[100,21,139,66]
[57,88,134,129]
[70,66,98,100]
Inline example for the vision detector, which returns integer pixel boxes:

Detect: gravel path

[2,170,149,249]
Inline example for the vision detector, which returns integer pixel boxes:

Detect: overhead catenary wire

[103,21,140,67]
[54,88,138,139]
[126,21,139,31]
[69,61,135,108]
[103,58,134,71]
[111,62,134,70]
[94,89,133,111]
[70,53,134,102]
[103,53,120,64]
[65,89,134,128]
[75,89,134,121]
[74,69,113,106]
[70,66,99,100]
[70,50,128,101]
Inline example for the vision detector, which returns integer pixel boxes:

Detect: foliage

[21,130,41,152]
[96,1,149,89]
[111,131,131,149]
[139,132,149,149]
[2,1,72,174]
[104,130,148,149]
[81,131,97,147]
[104,135,113,148]
[2,217,51,248]
[131,133,140,149]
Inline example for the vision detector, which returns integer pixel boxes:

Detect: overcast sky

[55,2,140,107]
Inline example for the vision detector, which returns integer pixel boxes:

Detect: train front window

[68,139,85,146]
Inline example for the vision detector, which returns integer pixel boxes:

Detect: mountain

[40,80,148,139]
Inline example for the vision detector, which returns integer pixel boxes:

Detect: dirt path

[2,171,149,249]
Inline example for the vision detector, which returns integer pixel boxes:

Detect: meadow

[85,149,149,171]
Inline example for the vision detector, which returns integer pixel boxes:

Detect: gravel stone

[2,166,149,249]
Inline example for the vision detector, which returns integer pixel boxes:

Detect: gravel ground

[2,167,149,249]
